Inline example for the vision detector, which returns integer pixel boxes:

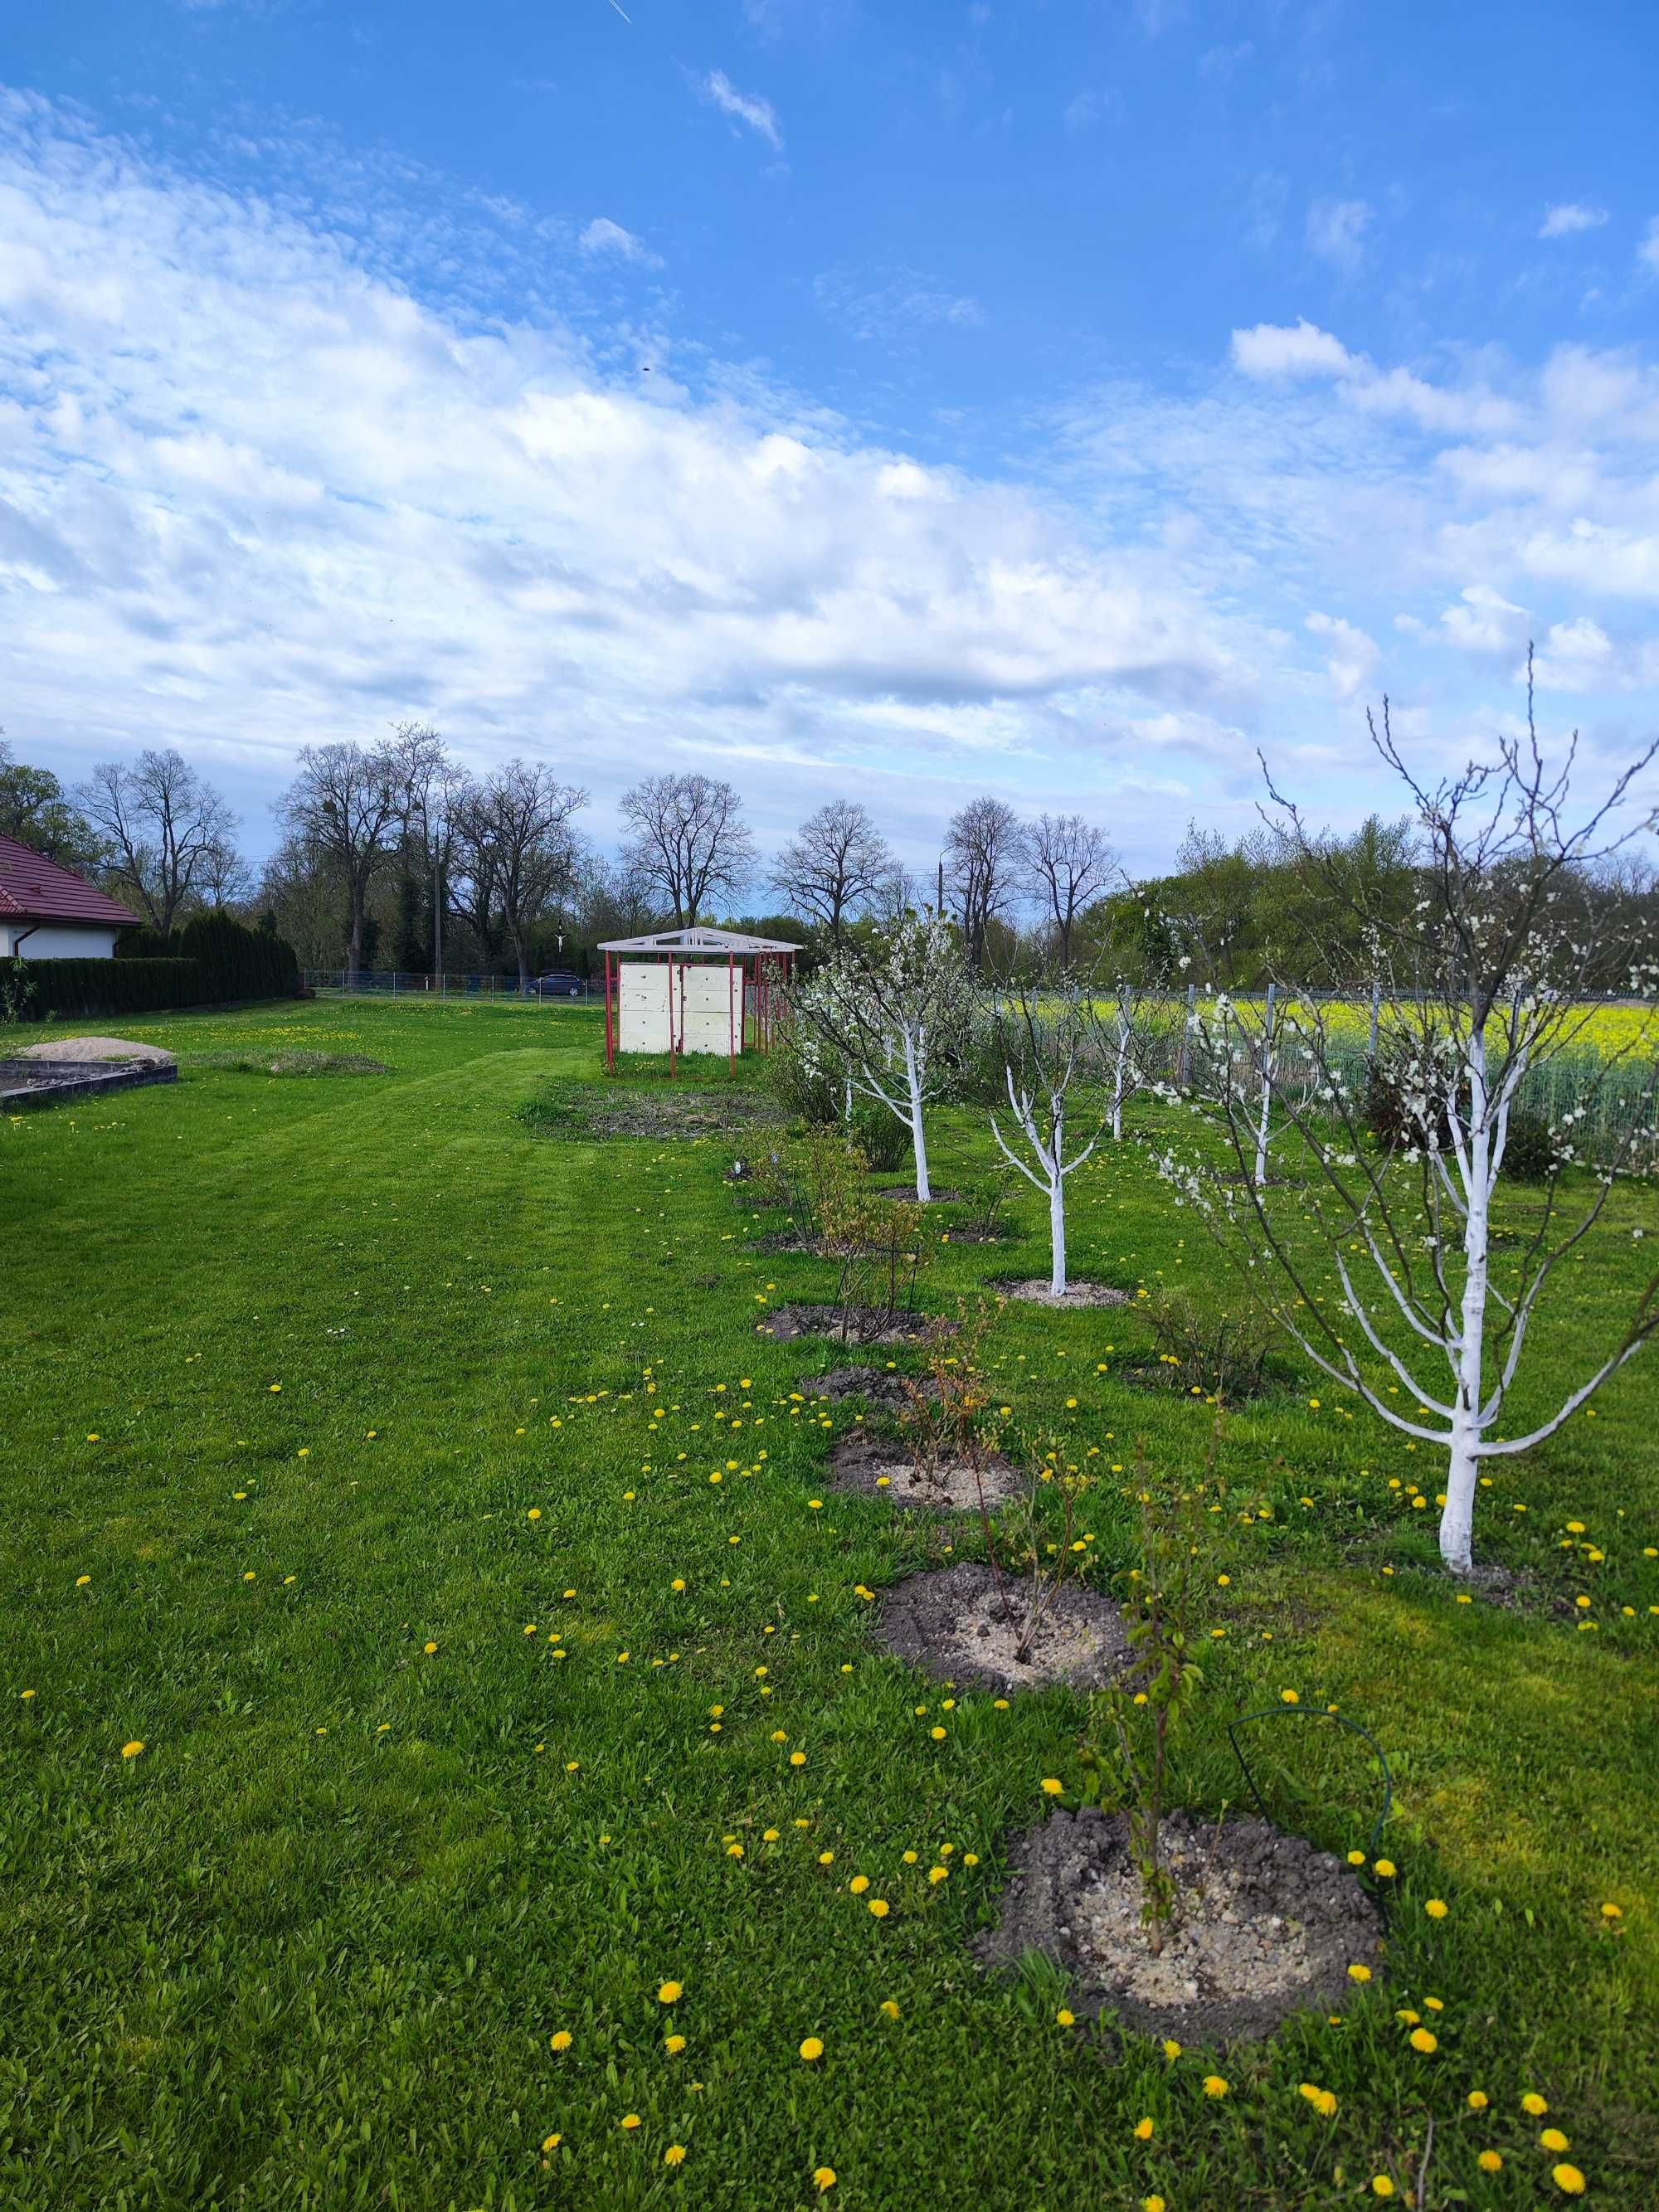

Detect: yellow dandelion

[799,2036,824,2062]
[620,2112,641,2131]
[1477,2150,1503,2172]
[664,2143,686,2166]
[1371,2180,1395,2200]
[549,2030,573,2052]
[1408,2028,1438,2054]
[1551,2166,1586,2196]
[664,2033,687,2054]
[1203,2074,1229,2098]
[658,1981,683,2004]
[813,2170,837,2194]
[1523,2093,1550,2116]
[121,1739,145,1759]
[1133,2116,1154,2140]
[1424,1898,1448,1918]
[868,1898,890,1918]
[1056,2008,1076,2028]
[1041,1777,1064,1796]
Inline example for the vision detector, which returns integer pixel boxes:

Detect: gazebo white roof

[597,926,800,955]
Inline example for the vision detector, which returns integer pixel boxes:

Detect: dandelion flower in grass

[1540,2129,1570,2153]
[1370,2180,1394,2199]
[812,2169,837,2193]
[1347,1962,1372,1982]
[121,1740,145,1759]
[1374,1859,1396,1878]
[799,2037,824,2062]
[1161,2039,1181,2061]
[790,1752,807,1767]
[542,2132,562,2153]
[664,2144,686,2166]
[620,2113,641,2131]
[928,1865,948,1884]
[1552,2166,1586,2196]
[849,1876,870,1895]
[868,1898,890,1918]
[424,1641,438,1655]
[1202,2074,1229,2098]
[1132,2116,1154,2141]
[550,2030,573,2052]
[1299,2083,1337,2117]
[1467,2090,1489,2111]
[1143,2199,1167,2212]
[1600,1902,1622,1920]
[528,1508,542,1521]
[1408,2028,1438,2054]
[879,2001,900,2021]
[930,1727,946,1742]
[664,2034,687,2054]
[658,1981,683,2004]
[1477,2150,1503,2172]
[1041,1777,1064,1796]
[1055,2009,1076,2028]
[1281,1689,1300,1705]
[1424,1898,1448,1919]
[1523,2093,1550,2116]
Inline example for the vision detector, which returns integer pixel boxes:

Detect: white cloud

[1435,584,1530,656]
[1231,318,1354,379]
[1539,202,1608,239]
[577,217,657,265]
[698,70,784,152]
[1306,197,1372,273]
[1305,610,1379,699]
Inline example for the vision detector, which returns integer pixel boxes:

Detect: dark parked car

[532,971,588,999]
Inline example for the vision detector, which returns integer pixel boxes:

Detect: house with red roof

[0,834,138,960]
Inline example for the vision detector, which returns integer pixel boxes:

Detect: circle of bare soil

[937,1224,1004,1245]
[878,1186,963,1203]
[993,1277,1130,1309]
[829,1432,1023,1512]
[758,1305,955,1346]
[875,1560,1130,1692]
[799,1367,940,1410]
[975,1807,1384,2046]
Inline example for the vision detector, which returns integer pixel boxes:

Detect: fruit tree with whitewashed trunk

[1161,661,1659,1578]
[789,914,974,1203]
[988,971,1105,1296]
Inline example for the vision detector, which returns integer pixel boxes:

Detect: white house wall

[2,923,120,960]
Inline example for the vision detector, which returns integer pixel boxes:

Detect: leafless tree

[990,970,1106,1296]
[945,795,1022,969]
[1164,660,1659,1577]
[390,722,465,979]
[75,748,240,938]
[1023,813,1117,968]
[279,739,404,982]
[455,761,588,984]
[771,800,906,941]
[620,773,756,927]
[197,836,255,910]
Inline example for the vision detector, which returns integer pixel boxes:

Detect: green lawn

[3,997,1657,2210]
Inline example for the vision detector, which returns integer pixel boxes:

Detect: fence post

[1369,976,1381,1063]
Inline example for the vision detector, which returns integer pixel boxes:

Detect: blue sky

[2,0,1657,879]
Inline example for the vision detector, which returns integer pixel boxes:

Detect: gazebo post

[604,950,615,1070]
[727,950,736,1072]
[667,951,677,1079]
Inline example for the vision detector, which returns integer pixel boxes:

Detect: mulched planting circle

[878,1186,963,1203]
[758,1305,953,1346]
[975,1807,1385,2045]
[828,1432,1023,1512]
[799,1367,939,1410]
[874,1560,1130,1691]
[993,1277,1131,1309]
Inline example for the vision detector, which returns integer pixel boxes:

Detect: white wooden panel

[615,960,742,1055]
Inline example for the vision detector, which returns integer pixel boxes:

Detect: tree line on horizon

[2,727,1653,993]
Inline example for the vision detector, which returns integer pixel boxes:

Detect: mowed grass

[2,996,1657,2211]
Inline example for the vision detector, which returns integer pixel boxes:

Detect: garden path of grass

[2,997,1657,2210]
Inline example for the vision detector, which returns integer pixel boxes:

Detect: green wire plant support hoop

[1226,1705,1394,1861]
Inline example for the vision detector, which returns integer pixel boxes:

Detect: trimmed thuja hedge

[13,913,299,1022]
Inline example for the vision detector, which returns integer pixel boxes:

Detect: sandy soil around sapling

[828,1431,1023,1511]
[975,1807,1385,2045]
[994,1278,1131,1308]
[875,1560,1130,1691]
[798,1367,940,1410]
[758,1305,952,1346]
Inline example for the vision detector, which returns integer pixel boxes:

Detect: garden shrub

[1141,1286,1277,1400]
[1500,1111,1555,1181]
[13,958,210,1020]
[849,1102,911,1172]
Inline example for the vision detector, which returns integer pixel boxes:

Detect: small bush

[849,1104,911,1173]
[1500,1111,1555,1182]
[1364,1051,1453,1154]
[1142,1286,1276,1400]
[18,957,210,1019]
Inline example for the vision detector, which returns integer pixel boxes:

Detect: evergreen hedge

[12,912,300,1022]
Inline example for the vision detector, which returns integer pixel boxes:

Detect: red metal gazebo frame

[597,926,800,1075]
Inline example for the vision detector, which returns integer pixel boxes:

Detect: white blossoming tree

[988,972,1105,1296]
[1165,669,1659,1576]
[790,913,975,1203]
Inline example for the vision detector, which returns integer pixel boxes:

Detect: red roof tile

[0,834,139,927]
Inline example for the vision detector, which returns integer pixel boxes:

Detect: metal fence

[305,969,597,1003]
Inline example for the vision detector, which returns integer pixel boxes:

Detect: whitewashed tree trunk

[1112,1010,1130,1139]
[1443,1029,1491,1573]
[1253,982,1277,1189]
[904,1028,932,1201]
[1048,1157,1068,1295]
